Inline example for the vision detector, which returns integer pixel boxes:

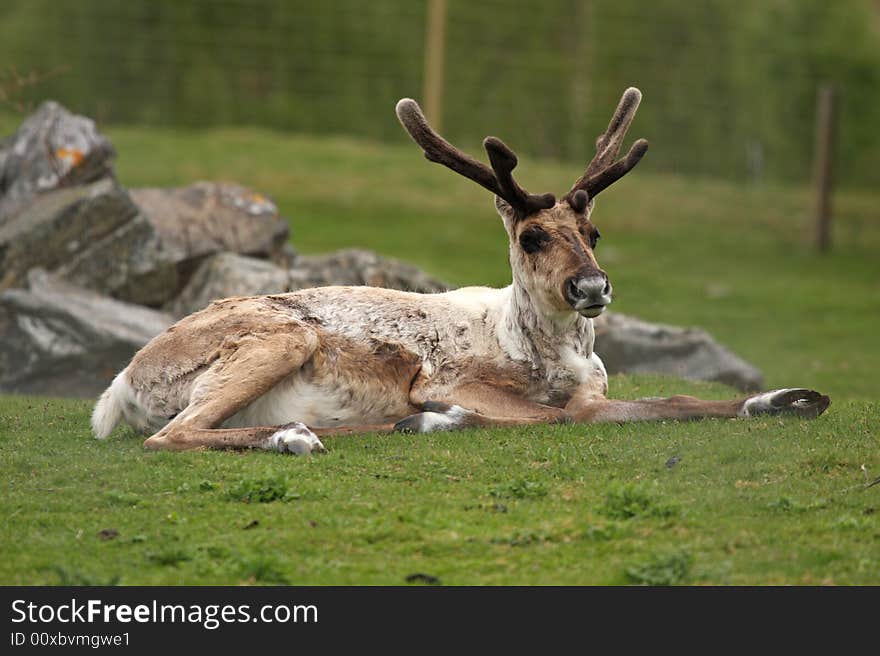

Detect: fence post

[569,0,592,158]
[423,0,447,131]
[812,84,837,253]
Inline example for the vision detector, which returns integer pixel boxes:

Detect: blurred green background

[0,0,877,399]
[2,0,879,187]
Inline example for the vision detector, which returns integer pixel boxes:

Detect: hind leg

[149,422,328,454]
[143,328,327,454]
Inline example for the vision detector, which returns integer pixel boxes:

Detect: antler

[565,87,649,210]
[396,98,555,218]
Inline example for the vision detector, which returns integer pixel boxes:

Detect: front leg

[393,383,569,434]
[394,386,830,434]
[565,387,830,423]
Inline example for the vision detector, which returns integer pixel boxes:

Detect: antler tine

[566,87,648,206]
[591,87,643,174]
[396,98,500,196]
[484,137,556,216]
[396,98,554,218]
[582,138,649,198]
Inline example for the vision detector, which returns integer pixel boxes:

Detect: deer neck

[499,280,595,367]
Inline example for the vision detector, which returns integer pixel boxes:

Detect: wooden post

[569,0,591,160]
[812,84,837,253]
[423,0,447,131]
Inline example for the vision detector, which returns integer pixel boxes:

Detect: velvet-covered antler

[396,98,555,219]
[565,87,649,211]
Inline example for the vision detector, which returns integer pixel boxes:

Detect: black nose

[566,275,611,306]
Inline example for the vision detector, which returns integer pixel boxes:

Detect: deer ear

[568,189,589,214]
[494,196,516,221]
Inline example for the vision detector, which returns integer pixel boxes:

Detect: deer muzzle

[565,274,612,317]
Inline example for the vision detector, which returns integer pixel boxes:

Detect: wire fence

[1,0,878,188]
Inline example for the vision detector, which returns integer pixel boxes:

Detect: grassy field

[1,121,878,584]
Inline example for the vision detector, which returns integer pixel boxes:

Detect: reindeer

[92,88,830,454]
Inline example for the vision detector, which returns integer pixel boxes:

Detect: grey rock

[593,311,764,391]
[276,242,299,268]
[167,252,292,317]
[289,248,448,294]
[130,182,291,267]
[56,210,180,308]
[167,249,448,317]
[0,101,115,224]
[0,178,178,306]
[0,269,173,398]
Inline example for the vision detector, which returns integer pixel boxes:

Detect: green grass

[2,383,878,585]
[1,122,878,584]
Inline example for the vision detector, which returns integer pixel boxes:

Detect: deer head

[396,88,647,320]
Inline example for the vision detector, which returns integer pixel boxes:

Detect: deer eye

[579,224,601,250]
[519,227,550,254]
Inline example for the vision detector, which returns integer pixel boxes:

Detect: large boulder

[130,182,293,269]
[0,101,115,224]
[0,177,178,306]
[0,270,174,398]
[593,312,764,391]
[168,249,449,317]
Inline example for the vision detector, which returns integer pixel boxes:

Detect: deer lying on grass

[92,88,830,454]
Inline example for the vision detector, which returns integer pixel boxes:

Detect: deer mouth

[575,302,608,318]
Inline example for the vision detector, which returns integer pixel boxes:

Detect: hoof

[266,422,327,455]
[740,389,830,419]
[394,403,471,434]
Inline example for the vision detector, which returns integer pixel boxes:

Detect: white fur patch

[92,372,127,439]
[93,370,166,438]
[225,376,361,429]
[738,389,797,418]
[411,405,468,433]
[265,423,326,455]
[560,346,603,386]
